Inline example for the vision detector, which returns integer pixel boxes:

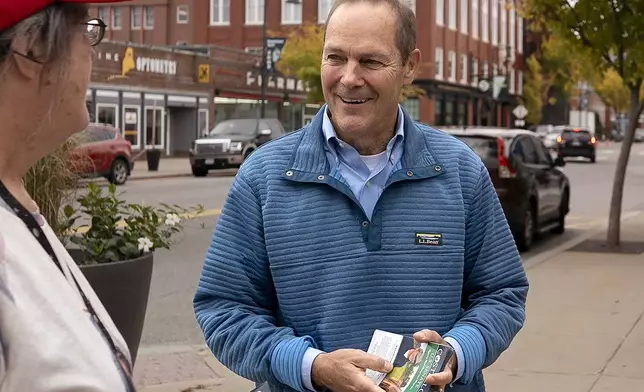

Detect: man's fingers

[351,352,393,373]
[413,329,443,343]
[425,369,453,386]
[355,375,388,392]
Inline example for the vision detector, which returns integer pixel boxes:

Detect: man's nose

[339,60,365,89]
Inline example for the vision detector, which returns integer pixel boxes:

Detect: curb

[522,209,643,271]
[130,169,238,181]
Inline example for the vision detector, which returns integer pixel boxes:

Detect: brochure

[365,330,454,392]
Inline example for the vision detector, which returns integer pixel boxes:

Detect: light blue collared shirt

[300,105,465,391]
[321,105,405,220]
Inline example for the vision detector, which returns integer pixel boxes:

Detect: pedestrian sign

[198,64,210,84]
[512,105,529,119]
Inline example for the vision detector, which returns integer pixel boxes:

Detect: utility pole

[260,0,269,118]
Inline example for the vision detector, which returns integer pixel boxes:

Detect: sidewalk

[130,158,237,181]
[134,212,644,392]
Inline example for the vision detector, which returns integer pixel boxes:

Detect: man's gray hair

[0,3,89,69]
[324,0,417,63]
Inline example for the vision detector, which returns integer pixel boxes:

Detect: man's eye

[326,54,343,61]
[362,59,382,67]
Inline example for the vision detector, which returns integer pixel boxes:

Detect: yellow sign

[198,64,210,83]
[122,47,135,76]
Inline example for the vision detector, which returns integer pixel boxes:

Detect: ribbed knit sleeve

[193,173,315,391]
[444,165,529,384]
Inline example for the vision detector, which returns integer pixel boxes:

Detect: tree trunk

[606,82,644,247]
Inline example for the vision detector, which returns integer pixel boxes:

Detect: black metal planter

[69,250,154,364]
[146,149,161,171]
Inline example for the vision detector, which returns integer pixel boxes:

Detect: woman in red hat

[0,1,134,391]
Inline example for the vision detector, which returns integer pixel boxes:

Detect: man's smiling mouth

[340,97,372,105]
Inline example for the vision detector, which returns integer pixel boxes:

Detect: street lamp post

[260,0,301,118]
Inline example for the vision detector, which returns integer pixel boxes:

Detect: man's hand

[413,330,458,392]
[311,349,393,392]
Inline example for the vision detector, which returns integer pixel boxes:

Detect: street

[110,141,644,350]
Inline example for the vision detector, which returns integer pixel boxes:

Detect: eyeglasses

[9,18,107,64]
[84,18,107,47]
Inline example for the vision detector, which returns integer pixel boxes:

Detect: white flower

[138,237,153,253]
[165,213,181,226]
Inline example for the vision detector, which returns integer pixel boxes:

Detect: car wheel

[590,155,596,163]
[551,190,568,234]
[108,158,129,185]
[516,204,536,252]
[192,166,208,177]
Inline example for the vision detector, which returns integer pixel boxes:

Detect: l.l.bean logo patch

[415,233,443,246]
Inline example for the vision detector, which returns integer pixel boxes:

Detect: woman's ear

[10,36,44,80]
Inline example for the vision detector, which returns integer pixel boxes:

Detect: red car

[72,123,134,185]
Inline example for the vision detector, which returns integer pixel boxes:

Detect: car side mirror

[554,156,566,167]
[259,129,271,136]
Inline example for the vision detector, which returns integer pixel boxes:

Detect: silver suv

[189,118,286,177]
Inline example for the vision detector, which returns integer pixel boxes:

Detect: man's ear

[10,36,43,80]
[403,49,421,84]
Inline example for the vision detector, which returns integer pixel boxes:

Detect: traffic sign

[512,104,528,119]
[514,119,526,127]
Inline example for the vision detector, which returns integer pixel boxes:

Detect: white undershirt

[360,151,387,172]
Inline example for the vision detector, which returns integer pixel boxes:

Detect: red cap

[0,1,130,32]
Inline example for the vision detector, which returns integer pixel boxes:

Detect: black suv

[556,127,597,163]
[442,127,571,251]
[189,118,286,177]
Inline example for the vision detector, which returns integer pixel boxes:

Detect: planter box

[69,249,154,364]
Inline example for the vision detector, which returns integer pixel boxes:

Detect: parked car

[555,127,596,163]
[441,127,570,251]
[634,129,644,143]
[71,123,134,185]
[189,118,286,177]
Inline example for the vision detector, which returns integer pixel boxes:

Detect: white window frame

[210,0,230,25]
[460,0,468,34]
[246,0,265,25]
[482,0,489,42]
[448,51,456,81]
[483,62,489,78]
[144,106,165,150]
[518,70,523,95]
[460,54,468,84]
[198,108,210,137]
[510,8,516,60]
[122,105,141,149]
[131,6,141,29]
[472,0,479,39]
[144,6,154,30]
[281,0,302,24]
[436,0,445,26]
[471,58,479,86]
[98,7,109,27]
[500,0,507,47]
[517,16,523,53]
[96,103,119,129]
[111,7,122,30]
[435,47,444,79]
[318,0,333,23]
[449,0,457,30]
[177,5,189,24]
[491,0,498,45]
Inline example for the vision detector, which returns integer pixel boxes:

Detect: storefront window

[457,101,467,126]
[145,107,164,147]
[282,103,304,132]
[434,98,443,126]
[444,101,454,126]
[198,109,209,137]
[402,98,420,121]
[97,104,118,128]
[123,106,140,147]
[213,98,279,125]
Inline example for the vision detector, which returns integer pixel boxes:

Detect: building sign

[97,47,178,77]
[265,37,287,74]
[198,64,211,83]
[246,71,309,93]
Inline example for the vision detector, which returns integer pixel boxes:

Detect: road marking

[72,208,223,234]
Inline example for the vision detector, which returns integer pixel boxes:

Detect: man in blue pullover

[194,0,529,391]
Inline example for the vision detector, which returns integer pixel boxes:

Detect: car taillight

[591,136,596,144]
[557,135,563,143]
[497,137,516,179]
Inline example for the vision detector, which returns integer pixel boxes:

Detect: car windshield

[454,136,499,161]
[562,129,591,141]
[208,119,259,137]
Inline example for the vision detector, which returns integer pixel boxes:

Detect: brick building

[91,0,526,128]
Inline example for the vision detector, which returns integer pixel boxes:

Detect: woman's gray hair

[0,3,89,68]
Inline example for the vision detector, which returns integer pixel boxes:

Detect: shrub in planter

[60,183,204,361]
